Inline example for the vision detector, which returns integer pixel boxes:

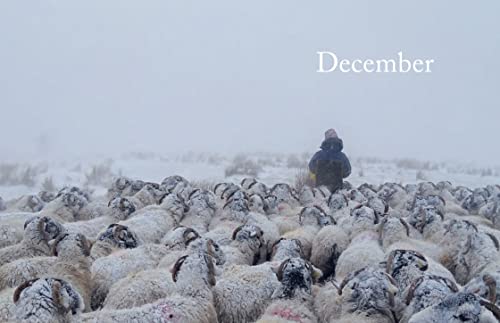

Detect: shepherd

[308,128,351,192]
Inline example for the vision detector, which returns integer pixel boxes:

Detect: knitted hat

[324,128,338,139]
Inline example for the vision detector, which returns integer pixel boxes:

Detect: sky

[0,1,499,165]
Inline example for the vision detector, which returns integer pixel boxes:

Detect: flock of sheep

[0,175,500,322]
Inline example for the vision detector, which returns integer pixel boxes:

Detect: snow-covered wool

[0,216,64,267]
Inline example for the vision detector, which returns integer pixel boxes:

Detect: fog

[0,1,499,165]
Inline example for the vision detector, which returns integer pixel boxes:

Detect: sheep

[5,194,44,213]
[90,243,170,310]
[0,212,38,249]
[399,274,460,323]
[256,257,322,323]
[158,228,226,271]
[340,205,380,239]
[246,181,269,197]
[310,225,350,281]
[102,236,224,310]
[406,205,444,242]
[0,232,92,292]
[464,273,499,306]
[385,249,456,293]
[221,224,264,266]
[281,206,334,259]
[89,224,139,260]
[40,190,89,222]
[335,230,385,281]
[407,292,500,323]
[0,216,64,267]
[81,252,218,323]
[451,230,500,284]
[268,238,305,263]
[12,277,85,322]
[63,196,136,239]
[116,192,185,244]
[318,266,398,323]
[181,189,217,233]
[269,183,301,209]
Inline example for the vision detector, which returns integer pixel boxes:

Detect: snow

[0,152,498,201]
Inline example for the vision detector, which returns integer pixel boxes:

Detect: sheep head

[108,196,136,220]
[385,249,428,290]
[14,278,84,320]
[51,233,92,258]
[97,224,138,249]
[273,257,322,299]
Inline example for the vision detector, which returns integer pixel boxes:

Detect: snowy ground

[0,152,499,200]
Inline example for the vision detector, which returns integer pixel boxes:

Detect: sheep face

[349,189,368,204]
[300,206,334,227]
[232,224,264,251]
[298,186,316,205]
[163,226,200,250]
[270,183,299,204]
[112,176,131,192]
[51,233,92,258]
[14,278,84,321]
[462,192,488,213]
[248,193,266,214]
[274,257,321,298]
[407,206,443,235]
[405,275,459,316]
[160,175,189,195]
[350,205,379,233]
[24,216,64,241]
[97,224,138,249]
[378,217,410,246]
[386,249,428,290]
[188,189,217,213]
[160,193,189,219]
[367,197,389,217]
[24,195,45,212]
[328,193,349,212]
[409,292,500,323]
[108,197,136,220]
[269,238,304,262]
[171,253,217,287]
[338,266,398,321]
[38,191,56,203]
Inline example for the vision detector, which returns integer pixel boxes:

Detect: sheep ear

[171,255,188,282]
[311,264,323,283]
[232,226,244,240]
[405,276,425,305]
[483,274,497,303]
[13,279,37,303]
[204,255,216,287]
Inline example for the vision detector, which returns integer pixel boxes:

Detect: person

[308,128,351,192]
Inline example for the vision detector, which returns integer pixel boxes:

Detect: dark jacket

[309,137,351,178]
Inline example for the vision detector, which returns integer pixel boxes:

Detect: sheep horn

[51,279,64,313]
[479,299,500,321]
[405,276,426,305]
[386,250,396,275]
[232,225,244,240]
[399,218,410,236]
[204,254,216,287]
[182,228,200,246]
[188,189,200,200]
[275,258,291,282]
[374,211,380,225]
[483,274,497,303]
[50,233,70,256]
[13,279,38,303]
[171,255,189,282]
[338,268,365,295]
[485,233,500,251]
[378,218,388,245]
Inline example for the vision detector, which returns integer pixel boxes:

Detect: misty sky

[0,1,499,165]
